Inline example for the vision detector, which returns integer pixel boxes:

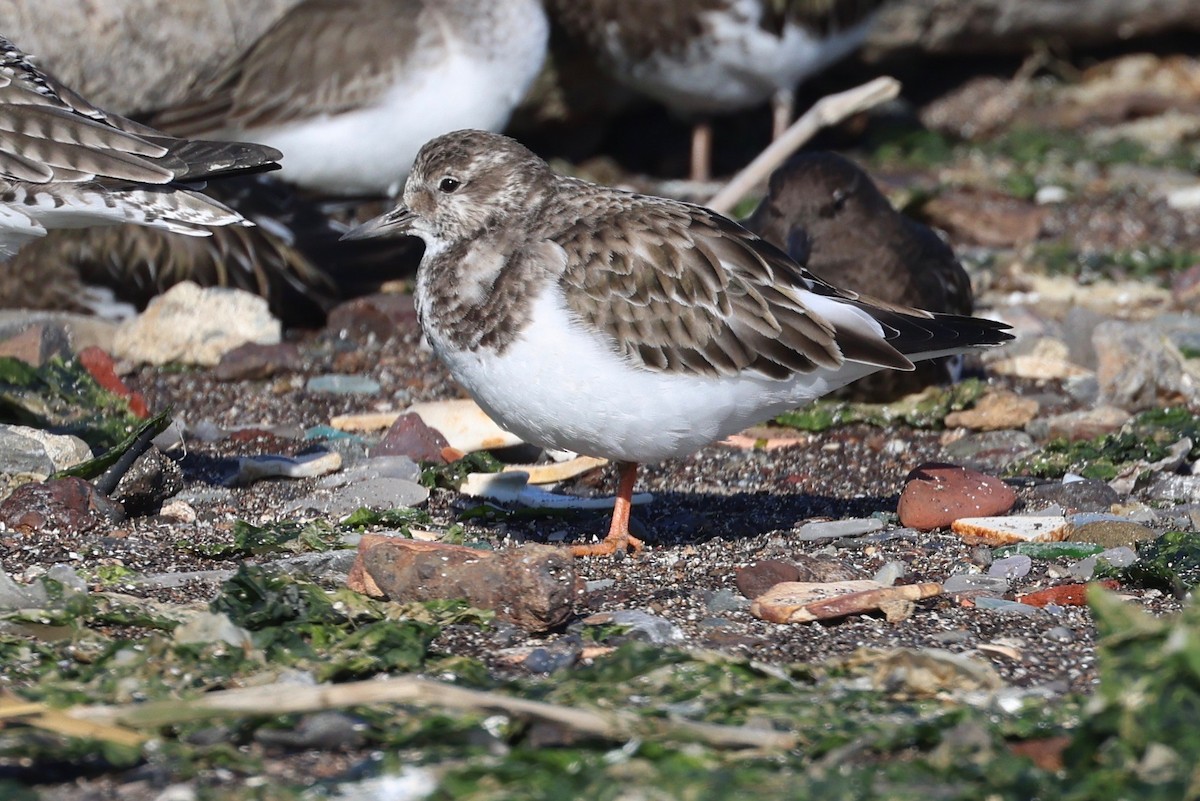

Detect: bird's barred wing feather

[557,195,1009,380]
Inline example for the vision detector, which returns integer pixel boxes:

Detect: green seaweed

[775,379,987,432]
[1012,407,1200,479]
[0,355,148,451]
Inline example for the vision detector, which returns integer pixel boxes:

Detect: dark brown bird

[743,151,974,400]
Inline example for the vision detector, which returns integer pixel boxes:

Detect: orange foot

[568,460,644,557]
[570,531,644,558]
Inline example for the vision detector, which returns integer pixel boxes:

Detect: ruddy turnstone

[743,151,973,399]
[0,33,281,261]
[155,0,549,196]
[344,130,1013,556]
[548,0,887,180]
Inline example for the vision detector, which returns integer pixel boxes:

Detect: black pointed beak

[341,206,417,240]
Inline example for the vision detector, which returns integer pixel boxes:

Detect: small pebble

[703,588,751,613]
[306,374,381,395]
[1046,626,1076,643]
[942,574,1009,595]
[872,561,907,587]
[988,555,1032,579]
[974,597,1041,616]
[796,517,883,541]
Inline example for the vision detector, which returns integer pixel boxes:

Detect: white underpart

[614,0,873,114]
[426,283,897,465]
[241,5,548,196]
[0,184,243,260]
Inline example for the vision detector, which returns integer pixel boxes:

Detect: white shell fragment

[230,450,343,486]
[950,515,1073,546]
[459,471,652,509]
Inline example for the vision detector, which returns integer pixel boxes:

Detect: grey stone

[305,374,382,395]
[319,456,422,489]
[703,588,751,613]
[941,430,1037,471]
[0,570,49,610]
[1093,317,1200,411]
[942,574,1010,595]
[1146,474,1200,504]
[173,612,254,649]
[254,712,365,751]
[1029,478,1120,514]
[1046,627,1076,643]
[1097,546,1139,569]
[523,646,579,674]
[265,551,360,583]
[872,561,907,587]
[594,610,685,646]
[987,555,1033,579]
[974,597,1042,616]
[796,517,884,541]
[302,477,430,517]
[45,564,87,595]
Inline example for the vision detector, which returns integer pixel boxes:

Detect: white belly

[247,51,534,195]
[426,284,882,464]
[622,3,872,114]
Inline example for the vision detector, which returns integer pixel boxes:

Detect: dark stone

[0,477,124,534]
[214,342,303,381]
[1029,479,1121,514]
[735,559,801,599]
[111,447,184,517]
[370,412,452,463]
[325,293,418,341]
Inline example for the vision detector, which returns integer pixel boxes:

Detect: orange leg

[570,461,644,557]
[690,120,713,183]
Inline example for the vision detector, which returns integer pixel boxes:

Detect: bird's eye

[831,189,847,212]
[438,177,461,193]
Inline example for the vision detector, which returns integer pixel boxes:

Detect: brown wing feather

[155,0,430,135]
[556,193,909,380]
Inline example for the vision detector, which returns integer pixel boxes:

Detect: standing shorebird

[0,33,281,260]
[743,151,974,399]
[345,130,1013,557]
[155,0,550,197]
[548,0,888,181]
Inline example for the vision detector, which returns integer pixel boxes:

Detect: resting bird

[0,33,281,261]
[345,130,1013,556]
[153,0,548,196]
[743,151,975,399]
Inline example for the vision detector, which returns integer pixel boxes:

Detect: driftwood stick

[706,76,902,215]
[70,675,798,750]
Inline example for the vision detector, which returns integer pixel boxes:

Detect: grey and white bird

[0,33,281,260]
[155,0,549,196]
[346,130,1013,557]
[548,0,888,180]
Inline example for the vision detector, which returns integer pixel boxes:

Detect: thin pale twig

[706,76,902,215]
